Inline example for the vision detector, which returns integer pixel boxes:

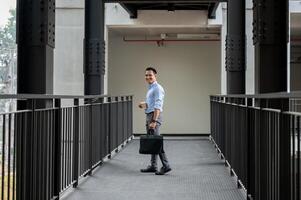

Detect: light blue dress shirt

[145,81,165,114]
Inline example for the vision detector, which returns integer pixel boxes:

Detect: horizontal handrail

[0,109,32,115]
[0,93,134,99]
[260,107,281,113]
[211,91,301,99]
[283,111,301,116]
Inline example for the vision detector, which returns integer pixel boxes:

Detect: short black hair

[145,67,157,74]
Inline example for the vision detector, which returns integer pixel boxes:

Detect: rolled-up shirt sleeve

[153,87,165,111]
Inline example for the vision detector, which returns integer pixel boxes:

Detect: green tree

[0,9,17,112]
[0,9,16,49]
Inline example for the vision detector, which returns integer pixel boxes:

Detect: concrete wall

[291,46,301,91]
[108,33,221,134]
[291,63,301,91]
[290,0,301,13]
[220,3,227,95]
[290,2,301,91]
[246,0,255,94]
[54,0,85,95]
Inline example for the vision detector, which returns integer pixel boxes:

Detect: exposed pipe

[122,37,220,43]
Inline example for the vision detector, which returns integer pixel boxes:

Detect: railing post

[53,99,61,200]
[210,96,213,140]
[16,99,35,200]
[121,96,125,147]
[126,96,130,143]
[88,99,93,175]
[30,99,37,200]
[115,96,119,153]
[107,97,112,159]
[279,99,291,200]
[246,98,253,199]
[130,96,133,139]
[73,99,79,188]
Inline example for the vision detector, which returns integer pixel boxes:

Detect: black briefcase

[139,129,163,154]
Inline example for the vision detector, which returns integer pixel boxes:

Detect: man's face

[145,70,156,84]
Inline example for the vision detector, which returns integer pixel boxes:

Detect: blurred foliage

[0,9,16,49]
[0,9,17,112]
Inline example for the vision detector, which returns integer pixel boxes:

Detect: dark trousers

[146,112,169,168]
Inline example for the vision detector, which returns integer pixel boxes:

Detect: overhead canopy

[104,0,226,19]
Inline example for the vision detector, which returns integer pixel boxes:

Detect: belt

[146,111,154,115]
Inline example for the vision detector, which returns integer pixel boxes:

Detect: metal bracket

[85,39,106,76]
[225,34,246,72]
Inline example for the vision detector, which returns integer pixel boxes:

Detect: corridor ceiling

[105,0,226,19]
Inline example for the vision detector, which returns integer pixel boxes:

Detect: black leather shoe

[155,166,172,175]
[140,166,157,173]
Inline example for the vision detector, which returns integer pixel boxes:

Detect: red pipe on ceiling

[122,37,220,43]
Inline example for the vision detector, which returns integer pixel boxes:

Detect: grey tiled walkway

[61,138,245,200]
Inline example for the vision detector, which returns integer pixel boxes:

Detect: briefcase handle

[148,128,155,135]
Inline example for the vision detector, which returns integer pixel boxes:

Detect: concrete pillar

[253,0,288,93]
[84,0,105,95]
[226,0,246,94]
[17,0,55,95]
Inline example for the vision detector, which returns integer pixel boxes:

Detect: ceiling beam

[120,3,138,18]
[106,0,226,3]
[208,2,219,19]
[136,3,209,10]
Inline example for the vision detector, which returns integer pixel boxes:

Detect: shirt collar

[148,81,157,89]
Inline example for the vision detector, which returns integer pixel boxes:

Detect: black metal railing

[0,94,133,200]
[210,92,301,200]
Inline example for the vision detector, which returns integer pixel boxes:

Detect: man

[138,67,172,175]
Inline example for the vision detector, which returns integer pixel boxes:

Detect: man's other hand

[138,102,147,109]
